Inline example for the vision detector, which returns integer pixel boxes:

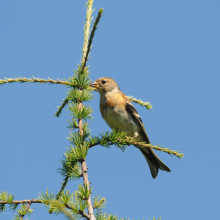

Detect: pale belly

[101,106,140,137]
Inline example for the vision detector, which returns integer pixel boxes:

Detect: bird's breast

[100,95,139,137]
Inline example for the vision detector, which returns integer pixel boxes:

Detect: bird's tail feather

[139,147,171,179]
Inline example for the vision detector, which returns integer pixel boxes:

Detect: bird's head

[90,77,120,95]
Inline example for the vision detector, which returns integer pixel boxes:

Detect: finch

[90,77,171,178]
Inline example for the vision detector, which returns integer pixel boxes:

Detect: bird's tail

[138,146,171,179]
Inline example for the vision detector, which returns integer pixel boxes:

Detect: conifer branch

[132,142,184,158]
[55,6,104,117]
[0,0,183,218]
[88,131,184,158]
[0,77,75,86]
[0,197,90,220]
[126,96,152,110]
[0,77,152,114]
[89,140,183,158]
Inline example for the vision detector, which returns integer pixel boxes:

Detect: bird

[90,77,171,179]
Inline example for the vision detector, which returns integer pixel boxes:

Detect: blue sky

[0,1,220,219]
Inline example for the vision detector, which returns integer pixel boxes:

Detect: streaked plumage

[90,77,171,178]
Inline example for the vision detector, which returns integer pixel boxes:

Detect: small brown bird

[90,77,171,179]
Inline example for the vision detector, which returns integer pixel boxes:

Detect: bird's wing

[121,93,150,144]
[122,92,171,177]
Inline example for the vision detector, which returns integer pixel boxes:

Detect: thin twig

[88,139,184,158]
[0,199,40,205]
[81,0,94,67]
[81,8,104,71]
[0,77,75,86]
[55,98,69,117]
[88,141,102,149]
[132,142,184,158]
[0,198,90,220]
[56,176,70,199]
[20,202,32,220]
[79,210,90,220]
[65,204,90,220]
[126,96,152,110]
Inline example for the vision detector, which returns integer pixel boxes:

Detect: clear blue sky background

[0,1,220,219]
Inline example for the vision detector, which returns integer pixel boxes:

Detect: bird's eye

[102,80,106,84]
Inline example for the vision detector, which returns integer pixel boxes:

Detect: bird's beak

[90,80,99,89]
